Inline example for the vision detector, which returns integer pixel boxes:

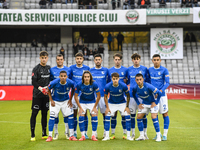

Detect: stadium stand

[0,42,200,85]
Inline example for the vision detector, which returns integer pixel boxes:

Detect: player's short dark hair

[56,54,64,59]
[60,70,67,75]
[152,54,161,59]
[40,51,48,57]
[113,53,122,60]
[111,72,119,78]
[94,53,102,59]
[82,71,94,85]
[75,52,84,58]
[135,73,143,78]
[131,53,141,60]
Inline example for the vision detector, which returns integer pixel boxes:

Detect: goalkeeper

[30,51,51,142]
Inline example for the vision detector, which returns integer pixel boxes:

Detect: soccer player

[46,71,77,142]
[74,71,100,141]
[127,53,149,139]
[89,54,108,137]
[30,51,50,141]
[69,52,90,138]
[149,54,170,141]
[50,54,71,140]
[103,73,133,141]
[132,73,162,142]
[107,53,128,139]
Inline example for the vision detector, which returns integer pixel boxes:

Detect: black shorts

[31,97,49,111]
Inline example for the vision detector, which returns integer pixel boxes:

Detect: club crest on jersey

[144,91,147,94]
[139,71,142,74]
[158,72,161,75]
[90,88,93,91]
[102,71,104,74]
[66,87,69,90]
[119,89,122,93]
[121,72,124,75]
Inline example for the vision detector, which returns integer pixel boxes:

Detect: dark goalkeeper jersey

[32,64,51,98]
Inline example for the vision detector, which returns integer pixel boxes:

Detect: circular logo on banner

[126,10,139,23]
[0,90,6,100]
[156,33,177,54]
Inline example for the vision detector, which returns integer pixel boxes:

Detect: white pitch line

[186,100,200,105]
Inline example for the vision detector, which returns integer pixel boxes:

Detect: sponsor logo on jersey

[126,10,139,23]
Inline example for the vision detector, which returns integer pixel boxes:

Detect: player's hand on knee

[105,108,111,116]
[78,107,84,116]
[51,100,55,107]
[138,104,144,109]
[124,107,130,114]
[38,86,48,95]
[92,107,98,115]
[68,100,73,108]
[151,102,156,108]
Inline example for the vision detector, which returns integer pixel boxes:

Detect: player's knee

[50,111,56,118]
[163,112,168,117]
[31,109,39,116]
[151,113,157,119]
[137,114,143,119]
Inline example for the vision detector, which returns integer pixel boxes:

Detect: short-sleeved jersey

[50,66,71,81]
[127,65,149,97]
[48,78,75,101]
[69,64,90,85]
[108,66,128,83]
[32,64,51,98]
[75,81,99,103]
[89,67,108,97]
[104,82,129,104]
[132,82,161,105]
[148,66,170,96]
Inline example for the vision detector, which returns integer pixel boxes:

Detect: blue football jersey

[75,81,100,103]
[104,81,129,104]
[149,66,170,96]
[132,82,161,105]
[90,67,108,97]
[48,78,75,101]
[50,66,71,81]
[127,65,149,97]
[108,66,128,83]
[69,64,90,85]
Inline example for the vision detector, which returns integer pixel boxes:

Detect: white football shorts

[159,95,168,114]
[80,103,97,115]
[129,97,143,114]
[107,103,129,117]
[137,104,159,114]
[49,100,73,118]
[72,96,78,110]
[97,97,106,114]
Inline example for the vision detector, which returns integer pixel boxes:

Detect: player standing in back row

[69,52,90,139]
[30,51,50,141]
[149,54,170,141]
[50,54,71,140]
[107,53,128,139]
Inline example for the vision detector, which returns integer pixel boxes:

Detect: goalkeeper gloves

[38,86,48,95]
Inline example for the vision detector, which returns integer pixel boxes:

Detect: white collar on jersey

[57,66,64,69]
[133,65,140,68]
[114,66,121,69]
[139,85,144,89]
[112,84,119,87]
[60,81,67,85]
[154,66,161,69]
[76,64,83,68]
[95,66,102,70]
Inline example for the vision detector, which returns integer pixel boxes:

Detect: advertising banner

[0,9,146,25]
[150,28,183,59]
[193,7,200,23]
[147,8,190,16]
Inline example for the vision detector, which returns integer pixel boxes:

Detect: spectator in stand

[186,0,192,7]
[98,33,104,43]
[181,0,187,7]
[129,0,135,9]
[60,47,65,58]
[99,0,103,3]
[48,0,53,9]
[39,0,46,9]
[82,45,89,52]
[107,32,112,51]
[123,0,129,9]
[42,34,47,47]
[112,0,116,9]
[73,43,79,56]
[184,33,190,42]
[159,0,166,8]
[193,0,199,7]
[77,36,84,50]
[89,49,93,56]
[3,0,7,9]
[98,45,104,54]
[79,1,84,8]
[32,39,38,47]
[190,32,197,42]
[82,47,89,60]
[117,32,124,51]
[93,48,99,56]
[87,2,93,9]
[138,0,151,8]
[66,0,73,4]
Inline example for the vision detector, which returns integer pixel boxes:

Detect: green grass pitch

[0,100,200,150]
